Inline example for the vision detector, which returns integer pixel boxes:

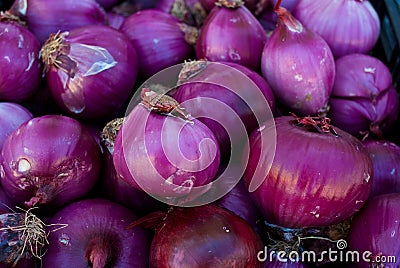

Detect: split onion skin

[149,205,264,268]
[348,193,400,268]
[0,115,101,210]
[0,19,42,102]
[244,116,373,228]
[42,25,139,121]
[42,198,150,268]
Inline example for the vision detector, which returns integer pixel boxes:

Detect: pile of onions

[196,0,267,70]
[328,53,399,139]
[40,25,138,121]
[0,12,42,102]
[120,9,196,79]
[0,115,101,210]
[173,60,275,161]
[362,139,400,198]
[131,204,264,267]
[348,193,400,267]
[293,0,380,58]
[113,89,220,206]
[244,115,372,228]
[42,198,150,267]
[261,3,335,116]
[9,0,107,44]
[0,102,33,150]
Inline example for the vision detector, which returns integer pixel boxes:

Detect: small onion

[120,9,196,80]
[9,0,107,44]
[293,0,380,58]
[132,204,264,267]
[113,89,220,205]
[0,102,33,150]
[196,0,267,70]
[42,198,150,268]
[362,139,400,198]
[348,193,400,267]
[244,115,373,228]
[40,25,138,121]
[0,115,101,209]
[261,6,335,116]
[328,53,399,139]
[0,13,41,102]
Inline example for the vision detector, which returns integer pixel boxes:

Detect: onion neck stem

[274,0,282,11]
[215,0,244,9]
[86,237,113,268]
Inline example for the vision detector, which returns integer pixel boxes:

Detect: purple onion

[348,193,400,267]
[40,25,138,121]
[173,60,275,160]
[0,115,101,209]
[244,115,372,228]
[9,0,107,44]
[42,198,150,267]
[261,6,335,116]
[293,0,380,58]
[120,9,195,79]
[362,139,400,198]
[328,53,399,139]
[0,13,41,102]
[98,145,166,215]
[196,0,267,70]
[0,102,33,150]
[112,90,220,205]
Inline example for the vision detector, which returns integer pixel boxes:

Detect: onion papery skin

[328,54,399,139]
[260,7,335,116]
[120,9,194,80]
[293,0,380,58]
[348,193,400,268]
[10,0,107,44]
[99,146,166,215]
[42,26,138,121]
[173,61,275,160]
[362,139,400,198]
[113,104,220,202]
[244,116,373,228]
[149,205,264,267]
[196,3,267,71]
[0,102,33,150]
[42,198,150,268]
[0,19,41,102]
[0,115,101,210]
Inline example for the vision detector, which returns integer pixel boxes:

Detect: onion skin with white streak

[293,0,380,58]
[244,116,373,228]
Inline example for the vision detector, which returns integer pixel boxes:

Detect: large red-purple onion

[120,9,195,80]
[40,25,138,121]
[0,13,41,102]
[0,102,33,150]
[0,115,101,209]
[348,193,400,267]
[362,139,400,198]
[261,6,335,116]
[293,0,380,58]
[42,198,150,268]
[9,0,106,44]
[244,115,373,228]
[173,60,275,161]
[134,204,264,267]
[328,53,399,139]
[196,0,267,70]
[112,90,220,206]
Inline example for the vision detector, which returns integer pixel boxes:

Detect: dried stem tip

[215,0,244,9]
[290,113,338,136]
